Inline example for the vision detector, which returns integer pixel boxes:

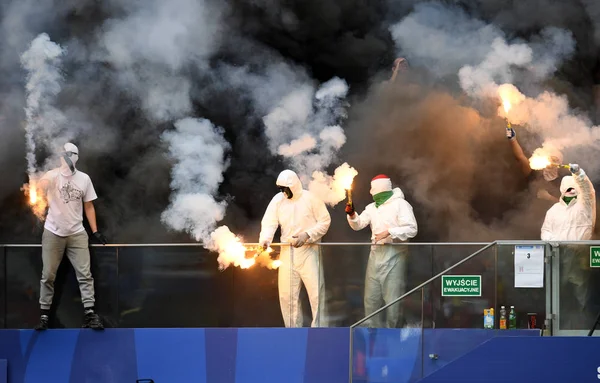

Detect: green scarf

[563,195,576,205]
[373,191,393,207]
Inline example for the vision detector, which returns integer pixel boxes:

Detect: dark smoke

[0,0,600,244]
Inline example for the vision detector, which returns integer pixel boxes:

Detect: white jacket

[259,170,331,245]
[541,169,595,241]
[347,187,418,243]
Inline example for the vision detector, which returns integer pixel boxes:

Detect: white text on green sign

[590,247,600,268]
[442,275,482,297]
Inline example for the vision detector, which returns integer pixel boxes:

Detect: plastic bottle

[509,306,516,329]
[499,306,507,329]
[484,308,494,329]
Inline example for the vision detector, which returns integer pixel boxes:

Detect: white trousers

[278,244,327,327]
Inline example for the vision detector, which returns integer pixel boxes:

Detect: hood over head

[276,169,303,199]
[559,175,578,198]
[370,174,393,195]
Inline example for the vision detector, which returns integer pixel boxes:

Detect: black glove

[345,202,355,216]
[93,231,108,245]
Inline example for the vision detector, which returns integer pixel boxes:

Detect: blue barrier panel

[420,336,600,383]
[352,328,540,383]
[0,328,350,383]
[0,359,6,383]
[422,329,539,377]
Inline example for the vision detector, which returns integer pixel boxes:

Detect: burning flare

[529,155,551,170]
[210,226,280,271]
[21,176,47,221]
[497,83,525,119]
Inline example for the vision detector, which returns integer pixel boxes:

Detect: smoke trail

[20,33,67,175]
[19,33,68,220]
[263,76,357,205]
[160,117,229,243]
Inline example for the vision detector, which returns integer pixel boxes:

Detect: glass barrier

[0,241,578,333]
[351,288,425,383]
[554,243,600,335]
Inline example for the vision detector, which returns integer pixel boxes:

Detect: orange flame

[529,155,551,170]
[22,177,47,221]
[211,226,280,271]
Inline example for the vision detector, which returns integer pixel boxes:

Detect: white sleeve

[259,195,281,245]
[347,208,371,231]
[573,169,595,217]
[83,176,98,203]
[305,197,331,242]
[388,200,418,241]
[541,208,554,241]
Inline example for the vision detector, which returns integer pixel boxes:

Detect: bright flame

[529,155,551,170]
[29,181,38,204]
[529,147,562,170]
[210,226,280,271]
[21,176,47,221]
[308,162,358,206]
[497,83,525,119]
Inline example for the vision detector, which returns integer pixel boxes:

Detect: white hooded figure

[259,169,331,327]
[541,164,595,241]
[541,164,596,324]
[346,174,418,328]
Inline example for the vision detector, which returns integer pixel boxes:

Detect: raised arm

[507,128,532,177]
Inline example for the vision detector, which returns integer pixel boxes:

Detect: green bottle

[509,306,516,329]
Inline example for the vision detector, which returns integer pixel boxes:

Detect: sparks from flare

[211,226,280,271]
[22,176,48,221]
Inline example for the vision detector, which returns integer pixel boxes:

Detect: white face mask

[59,143,79,176]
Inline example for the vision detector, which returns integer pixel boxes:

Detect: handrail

[4,240,600,247]
[0,242,494,247]
[350,241,497,328]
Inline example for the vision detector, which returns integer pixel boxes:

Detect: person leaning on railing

[345,174,418,328]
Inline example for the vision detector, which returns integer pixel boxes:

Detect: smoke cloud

[2,0,600,246]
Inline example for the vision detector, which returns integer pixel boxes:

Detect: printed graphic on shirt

[59,182,84,204]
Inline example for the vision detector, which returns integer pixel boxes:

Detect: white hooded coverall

[541,169,595,241]
[348,187,418,328]
[541,168,596,321]
[259,170,331,327]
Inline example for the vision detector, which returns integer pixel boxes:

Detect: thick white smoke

[160,117,229,242]
[98,0,224,122]
[263,76,357,205]
[390,2,600,173]
[20,33,68,174]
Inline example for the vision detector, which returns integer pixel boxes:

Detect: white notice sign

[514,245,544,288]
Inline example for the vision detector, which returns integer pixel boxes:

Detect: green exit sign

[591,247,600,268]
[441,275,482,297]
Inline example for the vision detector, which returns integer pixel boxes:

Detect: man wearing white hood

[259,169,331,328]
[345,174,418,328]
[541,164,596,326]
[34,143,107,330]
[541,164,595,242]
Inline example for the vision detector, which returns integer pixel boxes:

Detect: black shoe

[34,315,49,331]
[82,312,104,330]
